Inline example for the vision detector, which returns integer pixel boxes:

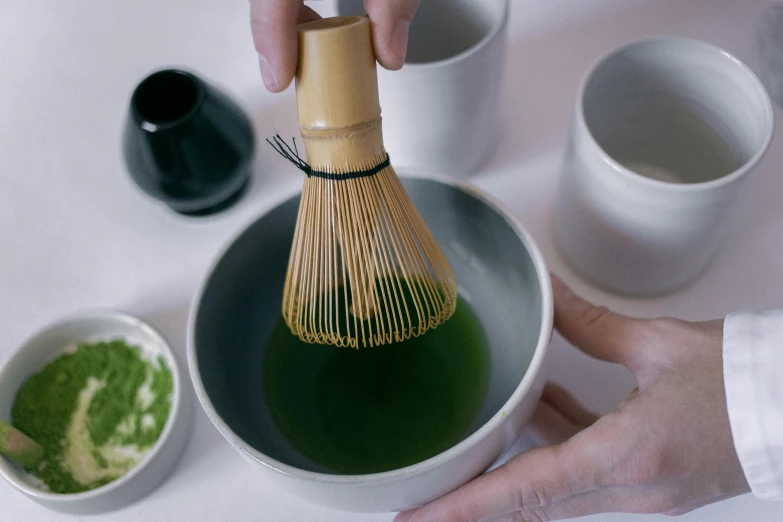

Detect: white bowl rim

[187,173,554,485]
[0,309,184,503]
[575,35,775,192]
[336,0,509,70]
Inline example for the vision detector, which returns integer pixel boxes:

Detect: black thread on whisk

[266,134,309,173]
[266,134,390,181]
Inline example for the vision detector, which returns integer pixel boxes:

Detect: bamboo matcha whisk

[268,16,457,349]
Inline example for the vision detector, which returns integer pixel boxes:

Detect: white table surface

[2,0,782,520]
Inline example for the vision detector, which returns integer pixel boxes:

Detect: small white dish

[0,310,192,515]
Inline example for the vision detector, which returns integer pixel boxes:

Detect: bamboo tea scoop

[0,419,44,469]
[268,16,457,349]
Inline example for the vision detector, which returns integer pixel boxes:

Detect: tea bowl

[187,176,552,512]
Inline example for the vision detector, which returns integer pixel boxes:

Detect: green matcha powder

[11,340,173,494]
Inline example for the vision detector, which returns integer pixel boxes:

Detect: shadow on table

[131,301,230,493]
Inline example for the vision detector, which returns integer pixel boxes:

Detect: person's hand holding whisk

[250,0,422,92]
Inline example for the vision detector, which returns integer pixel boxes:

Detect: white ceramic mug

[336,0,509,177]
[553,37,774,296]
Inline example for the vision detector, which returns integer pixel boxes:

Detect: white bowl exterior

[0,311,192,515]
[188,175,552,513]
[366,0,509,178]
[239,367,544,512]
[553,37,775,296]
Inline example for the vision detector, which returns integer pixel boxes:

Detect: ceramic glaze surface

[122,70,254,216]
[403,0,496,64]
[554,38,774,296]
[337,0,509,178]
[189,177,552,512]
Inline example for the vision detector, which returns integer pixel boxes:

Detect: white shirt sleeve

[724,311,783,501]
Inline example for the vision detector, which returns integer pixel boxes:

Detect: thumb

[364,0,422,69]
[249,1,321,92]
[394,442,598,522]
[551,275,647,371]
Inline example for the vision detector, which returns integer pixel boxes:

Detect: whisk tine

[276,15,457,348]
[280,162,457,348]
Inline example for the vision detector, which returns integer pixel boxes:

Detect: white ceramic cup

[553,37,774,296]
[336,0,509,177]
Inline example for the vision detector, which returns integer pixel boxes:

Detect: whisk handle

[296,16,381,132]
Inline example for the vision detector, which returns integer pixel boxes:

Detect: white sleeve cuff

[724,311,783,501]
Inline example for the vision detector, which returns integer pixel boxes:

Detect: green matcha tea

[263,295,489,474]
[12,341,173,493]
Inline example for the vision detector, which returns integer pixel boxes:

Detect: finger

[551,274,646,369]
[526,398,583,446]
[364,0,422,69]
[299,5,321,23]
[394,443,599,522]
[394,509,415,522]
[541,382,599,428]
[250,1,321,92]
[487,490,609,522]
[531,488,628,521]
[488,486,676,521]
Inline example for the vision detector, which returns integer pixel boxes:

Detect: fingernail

[390,19,410,67]
[258,54,279,92]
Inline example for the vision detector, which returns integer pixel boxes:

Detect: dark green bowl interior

[193,178,543,473]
